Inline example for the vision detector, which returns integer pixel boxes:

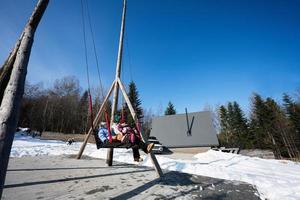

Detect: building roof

[150,111,219,148]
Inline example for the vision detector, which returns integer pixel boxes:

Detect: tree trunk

[0,33,24,105]
[0,0,49,198]
[42,98,49,132]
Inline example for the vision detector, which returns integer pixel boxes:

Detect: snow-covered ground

[10,133,300,200]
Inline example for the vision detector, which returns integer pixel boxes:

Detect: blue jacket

[98,127,115,142]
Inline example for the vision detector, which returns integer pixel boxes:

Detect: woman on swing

[98,121,154,162]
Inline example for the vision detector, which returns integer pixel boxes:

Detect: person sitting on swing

[98,122,154,162]
[98,122,121,142]
[112,122,154,162]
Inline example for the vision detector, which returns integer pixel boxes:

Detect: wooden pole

[0,33,25,105]
[76,81,115,159]
[107,0,127,166]
[0,0,49,198]
[117,78,163,177]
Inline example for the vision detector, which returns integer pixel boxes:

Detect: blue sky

[0,0,300,115]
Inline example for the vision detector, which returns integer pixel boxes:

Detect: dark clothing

[133,148,140,159]
[132,137,148,159]
[112,123,147,160]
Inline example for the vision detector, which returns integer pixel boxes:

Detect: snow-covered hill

[10,133,300,200]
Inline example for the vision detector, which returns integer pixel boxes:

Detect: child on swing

[98,122,121,143]
[98,121,154,162]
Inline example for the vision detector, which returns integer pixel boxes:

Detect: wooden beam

[107,0,127,166]
[110,0,126,119]
[148,152,164,177]
[117,78,137,126]
[0,0,49,198]
[117,78,163,177]
[107,82,118,165]
[76,80,115,159]
[0,32,24,104]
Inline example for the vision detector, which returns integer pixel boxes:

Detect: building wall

[150,111,219,148]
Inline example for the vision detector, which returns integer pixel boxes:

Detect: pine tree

[218,105,230,146]
[283,94,300,134]
[226,102,239,147]
[164,101,176,115]
[219,105,228,135]
[227,102,233,124]
[265,97,298,158]
[220,102,249,148]
[250,94,286,158]
[232,101,249,148]
[125,81,143,126]
[283,94,300,153]
[249,94,272,149]
[265,98,285,158]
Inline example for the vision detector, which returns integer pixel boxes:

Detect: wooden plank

[117,78,163,177]
[76,81,115,159]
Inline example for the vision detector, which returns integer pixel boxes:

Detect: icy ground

[10,133,300,200]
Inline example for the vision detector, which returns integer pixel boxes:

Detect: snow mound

[193,150,300,200]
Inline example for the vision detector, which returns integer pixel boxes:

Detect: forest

[18,76,148,136]
[218,92,300,159]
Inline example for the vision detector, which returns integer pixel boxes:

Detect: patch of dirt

[41,132,96,143]
[85,186,114,195]
[65,154,96,160]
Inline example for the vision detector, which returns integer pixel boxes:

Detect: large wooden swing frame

[76,0,163,177]
[0,0,162,198]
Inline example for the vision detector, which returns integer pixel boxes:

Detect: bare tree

[142,108,154,137]
[203,103,221,134]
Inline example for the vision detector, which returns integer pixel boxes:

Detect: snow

[10,132,300,200]
[17,127,30,132]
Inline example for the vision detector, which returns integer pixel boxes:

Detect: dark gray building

[150,111,219,148]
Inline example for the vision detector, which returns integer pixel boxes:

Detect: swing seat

[97,141,137,149]
[93,131,136,149]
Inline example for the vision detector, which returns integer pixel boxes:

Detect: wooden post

[107,0,127,166]
[117,78,163,177]
[0,0,49,198]
[76,81,115,159]
[0,33,24,104]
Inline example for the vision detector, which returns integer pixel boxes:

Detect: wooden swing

[92,110,138,149]
[76,0,163,177]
